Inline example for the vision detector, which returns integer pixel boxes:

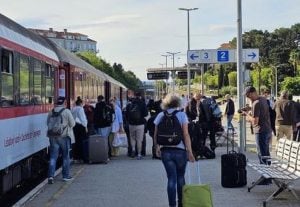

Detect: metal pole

[201,64,204,95]
[179,8,198,99]
[275,66,278,100]
[167,52,180,94]
[237,0,246,153]
[162,54,169,94]
[187,10,191,99]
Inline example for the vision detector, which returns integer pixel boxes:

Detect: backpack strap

[163,110,178,116]
[57,108,65,123]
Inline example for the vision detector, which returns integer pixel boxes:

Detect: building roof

[28,28,97,42]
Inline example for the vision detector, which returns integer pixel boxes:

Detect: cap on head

[56,96,65,105]
[244,86,256,96]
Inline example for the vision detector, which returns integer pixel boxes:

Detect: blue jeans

[161,148,187,207]
[226,115,234,130]
[97,127,111,138]
[48,136,71,179]
[255,132,272,164]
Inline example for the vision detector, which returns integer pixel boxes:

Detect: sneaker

[130,151,136,158]
[48,177,54,184]
[137,155,142,160]
[63,177,73,182]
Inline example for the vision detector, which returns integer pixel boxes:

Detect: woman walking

[153,94,195,207]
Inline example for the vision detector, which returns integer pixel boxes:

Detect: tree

[227,71,237,87]
[76,51,141,90]
[281,77,300,95]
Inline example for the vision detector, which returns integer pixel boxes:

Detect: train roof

[0,13,58,62]
[48,40,126,89]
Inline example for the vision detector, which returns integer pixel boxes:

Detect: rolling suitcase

[88,134,109,164]
[221,128,247,188]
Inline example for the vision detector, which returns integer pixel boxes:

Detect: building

[28,28,98,53]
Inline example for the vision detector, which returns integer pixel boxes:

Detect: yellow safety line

[45,166,85,207]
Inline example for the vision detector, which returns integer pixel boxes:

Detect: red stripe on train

[0,105,53,119]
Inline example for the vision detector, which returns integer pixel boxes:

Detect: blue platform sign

[217,50,229,62]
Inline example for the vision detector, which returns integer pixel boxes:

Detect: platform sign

[187,49,259,64]
[243,48,259,62]
[177,71,195,79]
[217,50,229,62]
[147,72,169,80]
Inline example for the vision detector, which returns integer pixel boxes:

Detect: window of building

[1,50,14,106]
[19,55,30,105]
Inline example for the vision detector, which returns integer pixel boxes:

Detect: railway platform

[15,134,300,207]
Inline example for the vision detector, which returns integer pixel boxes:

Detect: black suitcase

[221,128,247,188]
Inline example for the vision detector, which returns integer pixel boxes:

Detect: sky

[1,0,300,81]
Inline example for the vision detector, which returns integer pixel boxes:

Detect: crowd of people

[45,87,300,207]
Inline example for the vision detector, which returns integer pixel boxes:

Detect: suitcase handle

[226,128,235,154]
[187,161,201,184]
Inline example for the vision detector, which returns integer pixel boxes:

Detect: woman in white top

[71,97,88,162]
[109,97,124,156]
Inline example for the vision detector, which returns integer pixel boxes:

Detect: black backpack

[128,101,142,123]
[101,104,114,125]
[157,110,183,146]
[202,98,214,121]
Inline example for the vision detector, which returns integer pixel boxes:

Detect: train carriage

[0,13,127,196]
[0,13,59,194]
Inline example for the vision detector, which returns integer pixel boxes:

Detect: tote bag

[112,132,128,148]
[183,162,213,207]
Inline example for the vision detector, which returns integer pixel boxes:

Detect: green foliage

[219,86,237,96]
[228,71,237,87]
[76,52,141,90]
[250,67,273,89]
[281,76,300,95]
[205,75,218,89]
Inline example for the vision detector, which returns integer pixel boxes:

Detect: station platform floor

[18,133,300,207]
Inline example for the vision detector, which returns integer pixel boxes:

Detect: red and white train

[0,13,127,194]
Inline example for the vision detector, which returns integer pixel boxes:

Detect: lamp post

[167,51,180,93]
[179,7,198,99]
[161,54,170,93]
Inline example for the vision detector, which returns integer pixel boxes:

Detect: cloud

[209,25,236,33]
[66,14,142,30]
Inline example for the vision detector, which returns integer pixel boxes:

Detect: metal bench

[247,138,300,207]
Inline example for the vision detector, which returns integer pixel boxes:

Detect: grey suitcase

[88,134,109,164]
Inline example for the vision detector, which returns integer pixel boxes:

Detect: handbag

[183,162,213,207]
[112,132,128,148]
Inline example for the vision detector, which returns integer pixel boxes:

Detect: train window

[1,50,14,106]
[32,59,42,104]
[19,55,30,105]
[45,64,54,104]
[1,50,13,74]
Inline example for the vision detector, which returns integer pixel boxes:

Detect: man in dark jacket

[126,92,148,159]
[274,90,295,140]
[94,95,114,139]
[224,94,235,130]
